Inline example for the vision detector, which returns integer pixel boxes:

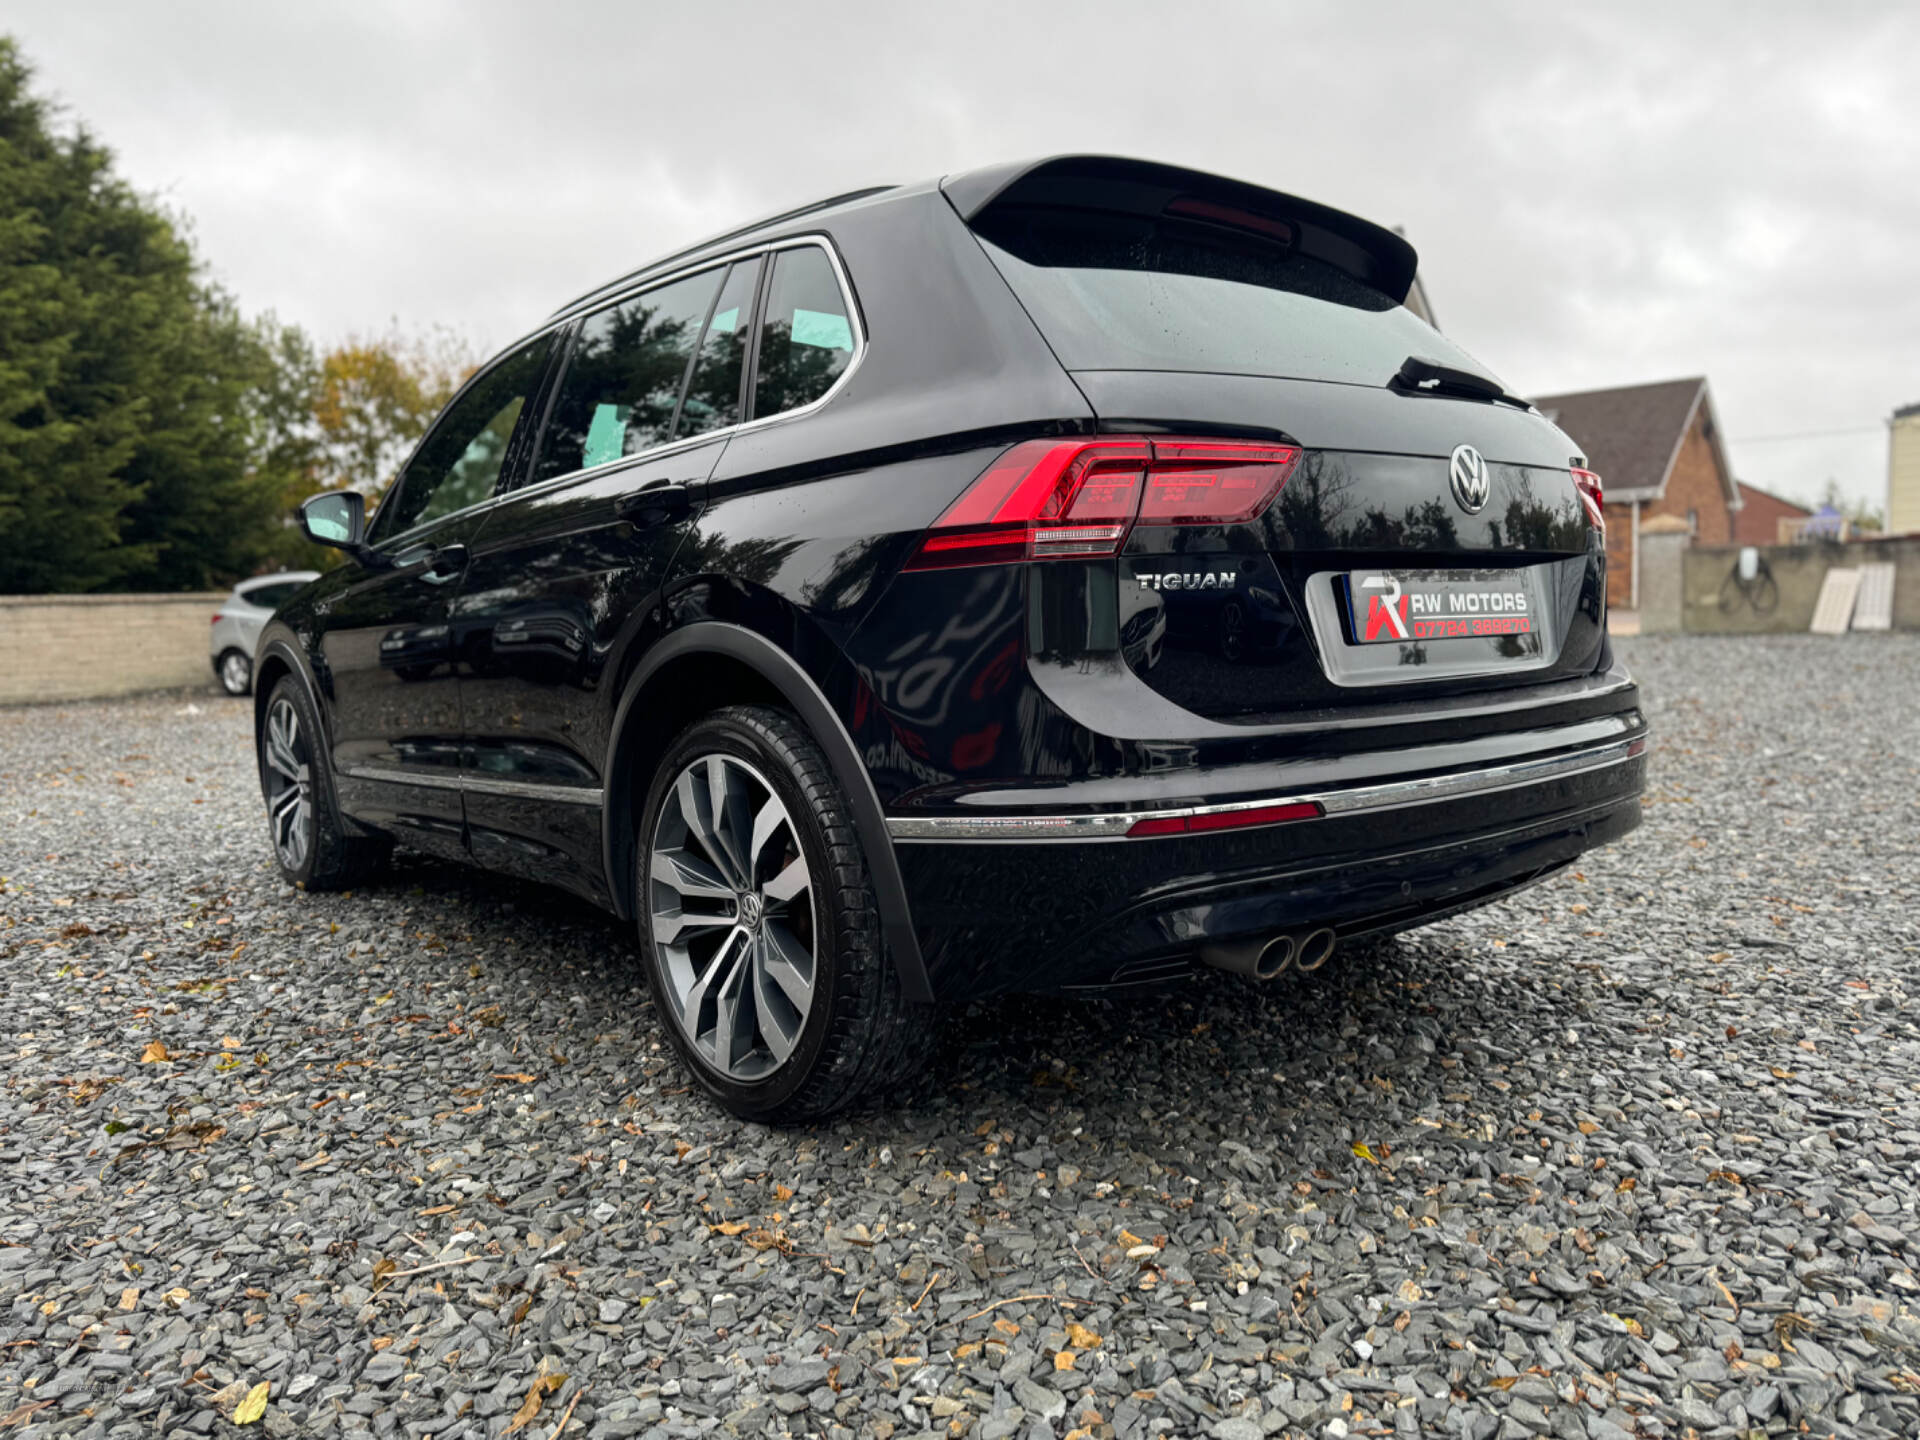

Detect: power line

[1729,423,1885,445]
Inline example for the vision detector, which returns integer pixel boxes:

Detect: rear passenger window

[752,247,856,420]
[677,260,759,438]
[533,269,724,483]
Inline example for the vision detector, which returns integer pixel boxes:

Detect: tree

[313,327,473,502]
[0,38,315,592]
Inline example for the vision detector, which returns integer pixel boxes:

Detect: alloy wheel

[262,698,313,871]
[221,651,251,695]
[648,753,817,1082]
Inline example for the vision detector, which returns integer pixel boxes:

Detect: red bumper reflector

[1126,800,1323,838]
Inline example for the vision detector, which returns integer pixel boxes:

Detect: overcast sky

[6,1,1916,512]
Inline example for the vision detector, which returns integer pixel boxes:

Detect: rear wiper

[1391,355,1529,409]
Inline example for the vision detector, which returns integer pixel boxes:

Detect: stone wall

[1679,538,1920,634]
[0,593,228,705]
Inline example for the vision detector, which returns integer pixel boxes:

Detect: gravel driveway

[3,634,1918,1440]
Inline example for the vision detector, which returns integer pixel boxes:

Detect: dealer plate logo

[1449,444,1491,514]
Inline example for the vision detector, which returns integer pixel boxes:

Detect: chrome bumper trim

[886,735,1646,841]
[341,765,604,806]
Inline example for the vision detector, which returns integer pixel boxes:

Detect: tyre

[217,649,253,696]
[638,705,934,1122]
[258,675,392,891]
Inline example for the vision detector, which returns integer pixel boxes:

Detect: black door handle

[420,543,469,585]
[616,480,692,529]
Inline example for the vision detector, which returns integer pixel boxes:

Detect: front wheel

[638,705,933,1122]
[258,676,392,891]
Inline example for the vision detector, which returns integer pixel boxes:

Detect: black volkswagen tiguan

[258,156,1646,1121]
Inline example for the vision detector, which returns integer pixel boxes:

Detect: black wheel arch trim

[603,621,933,1003]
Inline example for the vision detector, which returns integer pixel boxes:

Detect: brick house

[1533,377,1742,610]
[1732,481,1813,546]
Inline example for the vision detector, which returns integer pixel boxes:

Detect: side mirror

[299,491,366,551]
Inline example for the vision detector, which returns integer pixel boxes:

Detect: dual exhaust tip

[1200,926,1337,982]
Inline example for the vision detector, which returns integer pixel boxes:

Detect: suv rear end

[842,157,1645,996]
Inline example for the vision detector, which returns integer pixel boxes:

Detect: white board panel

[1810,568,1861,635]
[1852,563,1896,631]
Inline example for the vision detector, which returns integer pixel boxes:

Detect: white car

[210,572,319,695]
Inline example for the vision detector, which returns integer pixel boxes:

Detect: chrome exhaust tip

[1200,932,1296,982]
[1293,926,1337,972]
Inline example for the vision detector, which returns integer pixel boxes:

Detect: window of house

[374,335,553,540]
[533,268,725,484]
[752,246,856,420]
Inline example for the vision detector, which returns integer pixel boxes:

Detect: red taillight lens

[1572,466,1605,532]
[1126,800,1322,838]
[211,614,222,624]
[907,436,1300,571]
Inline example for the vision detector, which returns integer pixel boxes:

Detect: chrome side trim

[886,736,1646,841]
[341,766,604,807]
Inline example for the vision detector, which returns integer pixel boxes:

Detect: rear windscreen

[972,205,1500,388]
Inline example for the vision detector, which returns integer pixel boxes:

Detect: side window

[751,246,856,420]
[375,335,552,540]
[532,269,723,484]
[677,260,760,438]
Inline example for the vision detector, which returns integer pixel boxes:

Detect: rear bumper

[890,711,1647,998]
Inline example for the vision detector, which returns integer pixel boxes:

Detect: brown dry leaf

[1576,1121,1598,1136]
[504,1372,566,1434]
[1771,1067,1797,1079]
[139,1041,170,1064]
[371,1259,396,1286]
[1488,1376,1518,1392]
[0,1400,55,1428]
[370,1336,394,1352]
[992,1317,1020,1337]
[773,1182,794,1202]
[1616,1176,1637,1193]
[493,1072,538,1084]
[118,1288,138,1312]
[955,1342,981,1360]
[164,1287,190,1306]
[1054,1350,1077,1371]
[220,1036,243,1050]
[1116,1229,1145,1248]
[709,1221,750,1236]
[1065,1322,1102,1349]
[510,1295,533,1327]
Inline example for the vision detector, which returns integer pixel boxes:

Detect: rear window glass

[239,581,305,610]
[533,268,724,483]
[972,206,1497,388]
[752,247,856,419]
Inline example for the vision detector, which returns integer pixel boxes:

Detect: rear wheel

[218,649,252,696]
[639,705,933,1122]
[259,676,392,891]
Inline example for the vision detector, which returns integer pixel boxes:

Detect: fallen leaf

[493,1072,538,1083]
[370,1336,394,1352]
[1054,1350,1077,1370]
[710,1221,749,1236]
[1065,1322,1102,1349]
[220,1036,243,1050]
[1351,1141,1381,1166]
[773,1182,794,1202]
[1488,1376,1518,1392]
[0,1400,55,1428]
[992,1317,1020,1337]
[164,1287,190,1306]
[139,1041,170,1064]
[504,1372,566,1434]
[233,1382,269,1426]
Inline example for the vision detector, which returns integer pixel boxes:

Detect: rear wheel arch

[603,622,931,1002]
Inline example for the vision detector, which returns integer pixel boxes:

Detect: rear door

[960,168,1605,721]
[455,258,758,898]
[322,334,555,856]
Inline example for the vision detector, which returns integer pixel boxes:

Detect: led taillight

[1572,466,1605,533]
[1126,801,1322,838]
[906,436,1300,571]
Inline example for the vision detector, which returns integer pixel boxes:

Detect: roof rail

[550,185,897,319]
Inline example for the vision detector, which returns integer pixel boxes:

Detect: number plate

[1345,569,1537,645]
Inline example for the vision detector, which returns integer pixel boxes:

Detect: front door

[322,334,555,859]
[456,258,758,898]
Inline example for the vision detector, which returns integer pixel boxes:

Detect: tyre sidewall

[637,713,852,1119]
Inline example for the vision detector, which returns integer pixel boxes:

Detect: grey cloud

[5,0,1914,509]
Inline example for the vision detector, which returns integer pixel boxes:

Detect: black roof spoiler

[941,154,1419,305]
